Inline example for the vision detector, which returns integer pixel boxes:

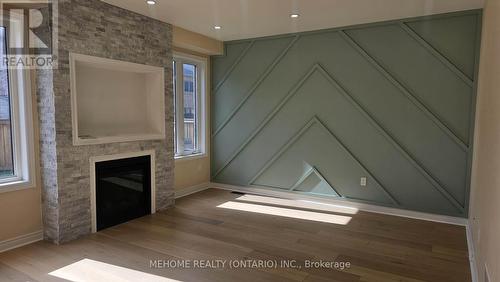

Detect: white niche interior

[70,53,165,146]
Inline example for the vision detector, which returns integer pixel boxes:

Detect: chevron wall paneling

[210,10,482,217]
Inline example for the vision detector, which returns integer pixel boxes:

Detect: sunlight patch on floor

[49,258,181,282]
[217,201,352,225]
[236,194,359,215]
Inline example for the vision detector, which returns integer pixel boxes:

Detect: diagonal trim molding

[211,10,480,217]
[399,22,474,87]
[214,62,464,213]
[318,65,465,213]
[212,36,300,136]
[313,117,399,206]
[250,116,399,206]
[214,32,471,198]
[212,63,321,178]
[289,167,316,191]
[339,30,469,150]
[248,116,319,185]
[213,41,255,94]
[290,166,341,197]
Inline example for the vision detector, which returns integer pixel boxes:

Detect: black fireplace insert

[95,155,151,231]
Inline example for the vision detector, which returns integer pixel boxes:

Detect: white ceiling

[101,0,484,41]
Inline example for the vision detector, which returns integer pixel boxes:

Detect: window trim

[0,20,35,192]
[173,52,208,161]
[0,67,35,192]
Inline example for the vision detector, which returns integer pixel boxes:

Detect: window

[173,53,207,158]
[0,27,13,179]
[0,25,35,191]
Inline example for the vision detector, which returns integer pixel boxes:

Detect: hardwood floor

[0,189,471,282]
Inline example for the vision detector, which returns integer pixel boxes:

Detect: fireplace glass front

[95,156,151,231]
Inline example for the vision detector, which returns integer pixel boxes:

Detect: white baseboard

[175,182,211,199]
[466,223,479,282]
[211,182,468,226]
[0,230,43,253]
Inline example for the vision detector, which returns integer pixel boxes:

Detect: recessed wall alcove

[70,53,166,146]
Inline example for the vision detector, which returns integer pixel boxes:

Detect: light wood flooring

[0,189,471,282]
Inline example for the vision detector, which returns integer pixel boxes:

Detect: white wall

[469,1,500,281]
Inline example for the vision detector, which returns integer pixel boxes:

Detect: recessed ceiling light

[290,14,300,18]
[146,0,156,5]
[214,26,222,30]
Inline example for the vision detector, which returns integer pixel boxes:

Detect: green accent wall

[210,10,482,217]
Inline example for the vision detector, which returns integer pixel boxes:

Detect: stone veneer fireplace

[37,0,174,244]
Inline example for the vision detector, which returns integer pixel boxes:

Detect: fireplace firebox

[95,155,152,231]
